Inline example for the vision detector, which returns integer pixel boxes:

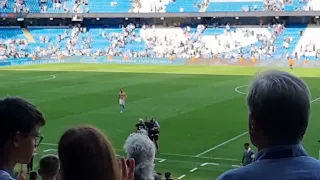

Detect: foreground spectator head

[38,154,59,180]
[124,133,157,180]
[164,172,173,180]
[58,125,121,180]
[217,70,320,180]
[0,97,45,178]
[29,171,38,180]
[247,70,310,148]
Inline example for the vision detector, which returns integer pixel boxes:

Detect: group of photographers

[135,117,160,152]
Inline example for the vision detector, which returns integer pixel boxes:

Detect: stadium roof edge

[4,11,320,18]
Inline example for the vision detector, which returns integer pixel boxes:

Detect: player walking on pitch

[119,89,127,113]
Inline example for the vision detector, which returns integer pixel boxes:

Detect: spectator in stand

[124,133,162,180]
[58,125,135,180]
[38,154,59,180]
[0,97,46,180]
[218,70,320,180]
[29,171,38,180]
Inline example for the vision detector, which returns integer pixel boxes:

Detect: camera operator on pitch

[145,118,160,153]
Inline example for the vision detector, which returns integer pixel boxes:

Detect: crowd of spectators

[0,38,30,59]
[0,69,319,180]
[0,0,89,13]
[12,0,29,13]
[0,22,297,60]
[0,0,311,13]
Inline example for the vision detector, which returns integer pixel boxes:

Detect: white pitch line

[196,84,320,158]
[42,142,58,146]
[234,85,248,95]
[158,159,166,163]
[43,149,57,153]
[200,162,220,167]
[0,75,56,85]
[311,98,319,103]
[313,97,320,102]
[195,131,248,157]
[177,175,186,179]
[232,165,241,168]
[190,168,198,172]
[41,142,239,161]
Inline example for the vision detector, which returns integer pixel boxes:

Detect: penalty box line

[195,84,320,158]
[41,143,240,162]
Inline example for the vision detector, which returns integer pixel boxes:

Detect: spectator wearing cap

[218,70,320,180]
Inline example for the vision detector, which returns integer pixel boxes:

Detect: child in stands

[38,154,60,180]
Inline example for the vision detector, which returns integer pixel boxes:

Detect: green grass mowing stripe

[2,64,320,77]
[179,89,320,179]
[195,85,320,158]
[194,84,248,157]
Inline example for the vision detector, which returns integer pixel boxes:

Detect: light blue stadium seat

[166,0,201,12]
[88,0,132,13]
[0,28,26,39]
[271,25,307,59]
[2,26,319,61]
[206,2,263,12]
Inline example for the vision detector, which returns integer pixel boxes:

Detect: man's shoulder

[301,156,320,166]
[218,157,320,180]
[0,170,15,180]
[217,166,250,180]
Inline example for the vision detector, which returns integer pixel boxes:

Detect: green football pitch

[1,64,320,180]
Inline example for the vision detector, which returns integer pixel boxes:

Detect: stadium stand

[1,24,319,60]
[87,0,132,12]
[0,0,314,12]
[206,1,263,12]
[166,0,203,12]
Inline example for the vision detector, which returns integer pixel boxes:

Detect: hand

[119,157,135,180]
[17,165,27,180]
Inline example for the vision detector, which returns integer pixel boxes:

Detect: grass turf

[1,64,320,180]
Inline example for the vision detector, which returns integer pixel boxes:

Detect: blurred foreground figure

[218,70,320,180]
[38,154,59,180]
[58,125,134,180]
[0,97,45,180]
[124,133,162,180]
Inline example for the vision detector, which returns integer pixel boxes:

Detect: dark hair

[164,172,171,178]
[29,171,38,180]
[58,125,120,180]
[0,97,45,146]
[244,143,250,147]
[39,154,59,177]
[247,70,310,144]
